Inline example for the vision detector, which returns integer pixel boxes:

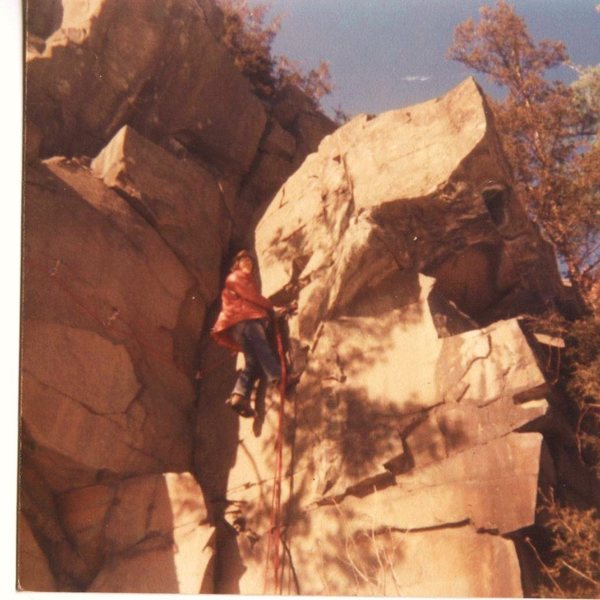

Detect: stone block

[26,0,266,171]
[22,160,198,488]
[81,473,215,593]
[331,433,543,535]
[91,125,230,302]
[285,514,523,597]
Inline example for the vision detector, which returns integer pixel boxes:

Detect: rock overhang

[222,76,568,595]
[256,77,563,327]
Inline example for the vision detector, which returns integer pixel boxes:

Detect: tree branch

[560,560,599,587]
[524,536,565,596]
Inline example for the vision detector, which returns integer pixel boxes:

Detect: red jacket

[211,269,274,352]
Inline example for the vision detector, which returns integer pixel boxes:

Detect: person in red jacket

[212,250,285,417]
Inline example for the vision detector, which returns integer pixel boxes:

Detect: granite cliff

[20,0,576,595]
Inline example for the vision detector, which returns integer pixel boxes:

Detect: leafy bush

[216,0,333,108]
[534,493,599,598]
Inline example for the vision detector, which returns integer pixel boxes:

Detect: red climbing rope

[27,252,291,593]
[263,315,288,595]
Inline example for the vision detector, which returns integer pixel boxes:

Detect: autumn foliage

[449,2,599,597]
[449,1,599,308]
[216,0,332,107]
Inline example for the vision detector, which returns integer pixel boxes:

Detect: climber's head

[231,249,254,274]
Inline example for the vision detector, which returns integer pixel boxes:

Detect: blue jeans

[230,319,281,398]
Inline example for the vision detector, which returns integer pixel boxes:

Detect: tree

[216,0,333,109]
[448,1,600,309]
[217,0,280,100]
[570,65,600,299]
[449,4,600,597]
[275,56,333,105]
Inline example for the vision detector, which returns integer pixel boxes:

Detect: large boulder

[256,77,564,324]
[20,0,338,590]
[57,472,214,593]
[204,78,567,595]
[22,158,202,492]
[20,125,230,589]
[26,0,266,173]
[91,125,232,303]
[24,0,336,247]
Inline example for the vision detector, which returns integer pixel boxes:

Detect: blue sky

[259,0,600,117]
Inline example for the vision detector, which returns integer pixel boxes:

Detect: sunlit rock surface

[20,0,569,594]
[21,0,334,591]
[210,78,564,596]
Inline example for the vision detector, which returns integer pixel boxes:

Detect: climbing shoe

[225,393,256,418]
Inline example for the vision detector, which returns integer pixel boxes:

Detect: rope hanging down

[263,316,288,595]
[27,252,292,594]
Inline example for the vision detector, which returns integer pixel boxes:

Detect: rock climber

[211,249,295,418]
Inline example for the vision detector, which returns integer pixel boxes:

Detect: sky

[258,0,600,118]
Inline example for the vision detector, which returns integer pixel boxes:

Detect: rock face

[200,78,566,596]
[70,473,215,593]
[25,0,335,238]
[20,0,334,592]
[91,125,232,301]
[22,158,199,487]
[21,154,205,589]
[21,0,568,595]
[26,0,265,171]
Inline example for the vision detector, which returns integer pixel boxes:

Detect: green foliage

[216,0,333,108]
[448,1,600,306]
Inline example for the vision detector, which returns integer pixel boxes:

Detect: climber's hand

[274,302,297,317]
[273,306,289,318]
